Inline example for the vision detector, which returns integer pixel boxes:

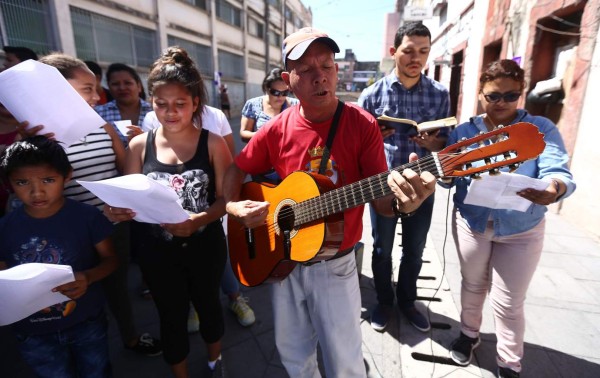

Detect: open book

[377,115,457,134]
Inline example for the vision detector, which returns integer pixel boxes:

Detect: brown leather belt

[302,247,355,266]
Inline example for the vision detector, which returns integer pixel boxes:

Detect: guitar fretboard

[293,154,441,226]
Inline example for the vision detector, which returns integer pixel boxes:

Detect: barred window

[218,50,244,80]
[70,7,157,68]
[216,1,241,28]
[167,35,213,76]
[284,6,294,23]
[181,0,208,10]
[268,30,280,47]
[268,0,281,8]
[248,17,264,39]
[0,0,56,54]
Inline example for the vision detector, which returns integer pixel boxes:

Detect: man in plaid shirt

[358,22,450,333]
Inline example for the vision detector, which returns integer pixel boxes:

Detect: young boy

[0,136,118,378]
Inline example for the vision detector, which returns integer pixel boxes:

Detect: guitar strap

[319,100,345,175]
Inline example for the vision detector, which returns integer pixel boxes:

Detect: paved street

[2,112,599,377]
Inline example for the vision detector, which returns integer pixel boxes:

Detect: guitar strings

[260,155,451,234]
[260,150,487,235]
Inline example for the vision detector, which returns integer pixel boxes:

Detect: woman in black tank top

[103,47,232,377]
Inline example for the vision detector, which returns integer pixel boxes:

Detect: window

[167,35,213,76]
[70,7,157,67]
[294,17,303,28]
[268,30,281,47]
[268,0,281,8]
[247,17,264,39]
[0,0,56,54]
[439,4,448,26]
[181,0,208,10]
[216,0,242,28]
[218,50,244,80]
[284,6,294,23]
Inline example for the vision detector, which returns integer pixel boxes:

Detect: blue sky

[300,0,397,62]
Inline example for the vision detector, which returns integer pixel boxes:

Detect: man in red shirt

[224,28,436,377]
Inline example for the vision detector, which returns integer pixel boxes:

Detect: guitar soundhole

[277,204,295,233]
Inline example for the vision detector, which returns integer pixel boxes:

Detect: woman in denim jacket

[446,59,575,378]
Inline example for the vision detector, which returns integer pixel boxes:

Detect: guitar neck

[294,154,441,226]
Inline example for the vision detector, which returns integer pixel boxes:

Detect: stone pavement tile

[527,266,600,307]
[522,344,600,378]
[525,305,600,359]
[253,329,285,372]
[543,232,600,257]
[222,333,273,378]
[542,350,600,378]
[538,251,600,281]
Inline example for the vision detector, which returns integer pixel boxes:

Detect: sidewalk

[98,190,600,377]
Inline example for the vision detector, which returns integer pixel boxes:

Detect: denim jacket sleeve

[440,110,575,236]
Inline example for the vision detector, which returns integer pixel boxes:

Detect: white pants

[271,253,366,378]
[453,209,545,372]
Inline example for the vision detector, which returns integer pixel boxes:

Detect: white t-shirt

[141,106,232,137]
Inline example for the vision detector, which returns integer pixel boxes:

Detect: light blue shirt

[445,109,576,236]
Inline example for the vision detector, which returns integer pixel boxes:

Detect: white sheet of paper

[78,174,190,224]
[0,60,106,147]
[0,263,74,326]
[464,172,550,212]
[113,120,132,136]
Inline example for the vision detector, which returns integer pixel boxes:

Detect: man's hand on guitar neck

[376,153,437,217]
[226,200,270,229]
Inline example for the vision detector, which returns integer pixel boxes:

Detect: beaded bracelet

[391,197,415,218]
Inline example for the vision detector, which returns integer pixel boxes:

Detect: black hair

[39,53,89,80]
[106,63,147,100]
[480,59,526,91]
[394,22,431,48]
[261,67,285,92]
[84,60,103,77]
[148,46,208,119]
[4,46,38,62]
[0,136,72,178]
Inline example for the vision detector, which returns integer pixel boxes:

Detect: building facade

[0,0,313,114]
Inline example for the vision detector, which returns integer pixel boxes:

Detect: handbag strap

[319,100,344,175]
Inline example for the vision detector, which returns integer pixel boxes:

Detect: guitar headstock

[438,122,545,178]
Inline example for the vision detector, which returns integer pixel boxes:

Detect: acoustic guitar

[228,122,546,287]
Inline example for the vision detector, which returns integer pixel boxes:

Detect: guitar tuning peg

[471,173,482,180]
[497,124,505,129]
[460,137,467,141]
[489,168,501,176]
[508,163,520,172]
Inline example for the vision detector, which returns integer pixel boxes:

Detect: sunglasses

[269,89,290,97]
[482,91,521,103]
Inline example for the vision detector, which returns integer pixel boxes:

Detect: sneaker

[450,332,481,366]
[497,366,520,378]
[401,306,431,332]
[370,304,392,332]
[187,305,200,334]
[229,296,255,327]
[125,333,162,357]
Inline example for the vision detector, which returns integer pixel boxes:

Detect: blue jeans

[370,194,435,309]
[15,312,111,378]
